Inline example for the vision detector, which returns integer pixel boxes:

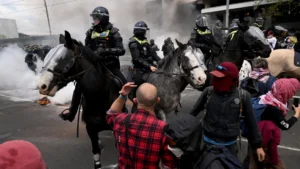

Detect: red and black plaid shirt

[106,109,178,169]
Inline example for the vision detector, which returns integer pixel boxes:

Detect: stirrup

[59,109,70,121]
[94,160,102,169]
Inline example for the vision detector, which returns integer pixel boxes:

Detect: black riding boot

[59,83,82,122]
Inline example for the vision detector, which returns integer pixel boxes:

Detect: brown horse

[266,49,300,78]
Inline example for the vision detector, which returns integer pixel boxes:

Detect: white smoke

[0,44,74,105]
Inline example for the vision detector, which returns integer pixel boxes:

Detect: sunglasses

[216,65,228,71]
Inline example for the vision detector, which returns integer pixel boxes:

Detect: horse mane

[73,39,83,47]
[158,48,181,73]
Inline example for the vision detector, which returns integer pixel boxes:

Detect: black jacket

[85,23,125,67]
[189,87,262,150]
[261,105,298,130]
[189,28,222,59]
[128,36,161,71]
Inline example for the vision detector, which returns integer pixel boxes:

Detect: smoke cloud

[0,44,74,105]
[0,0,198,105]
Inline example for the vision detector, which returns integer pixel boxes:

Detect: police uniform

[85,23,126,84]
[189,14,222,62]
[128,21,161,97]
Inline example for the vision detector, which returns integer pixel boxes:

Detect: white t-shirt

[267,37,277,50]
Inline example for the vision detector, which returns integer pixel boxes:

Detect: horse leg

[86,124,102,169]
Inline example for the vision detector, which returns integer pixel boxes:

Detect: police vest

[131,37,151,59]
[90,29,113,49]
[197,29,211,35]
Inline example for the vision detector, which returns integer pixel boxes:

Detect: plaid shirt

[106,109,178,169]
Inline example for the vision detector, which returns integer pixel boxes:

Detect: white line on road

[0,93,32,102]
[240,138,300,152]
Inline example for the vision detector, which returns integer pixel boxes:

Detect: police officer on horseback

[59,6,126,135]
[188,14,222,62]
[128,21,161,98]
[253,17,264,31]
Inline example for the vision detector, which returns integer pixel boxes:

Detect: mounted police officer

[162,37,175,57]
[224,18,240,49]
[188,14,222,63]
[59,8,126,168]
[128,21,161,99]
[253,17,264,31]
[212,20,224,46]
[85,6,126,84]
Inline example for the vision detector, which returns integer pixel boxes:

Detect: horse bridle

[46,53,92,86]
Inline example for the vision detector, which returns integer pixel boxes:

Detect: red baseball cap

[0,140,47,169]
[210,62,239,78]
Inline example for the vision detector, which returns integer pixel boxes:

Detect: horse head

[176,39,207,88]
[39,31,83,96]
[238,23,271,58]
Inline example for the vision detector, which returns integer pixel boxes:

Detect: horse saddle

[98,62,123,89]
[294,51,300,67]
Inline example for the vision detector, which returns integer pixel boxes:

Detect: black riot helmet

[255,17,264,28]
[231,18,240,24]
[196,14,209,28]
[90,6,109,26]
[133,21,149,37]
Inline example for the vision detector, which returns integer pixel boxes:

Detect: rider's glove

[94,47,107,57]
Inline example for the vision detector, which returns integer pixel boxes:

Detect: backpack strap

[204,86,214,115]
[123,115,134,169]
[238,89,245,161]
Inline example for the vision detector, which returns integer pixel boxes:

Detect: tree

[254,0,299,17]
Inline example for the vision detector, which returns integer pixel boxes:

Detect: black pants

[133,68,146,97]
[69,83,82,116]
[109,67,127,85]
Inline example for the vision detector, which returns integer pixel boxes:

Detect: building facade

[0,18,19,39]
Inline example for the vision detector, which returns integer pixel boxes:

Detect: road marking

[0,93,32,102]
[240,138,300,152]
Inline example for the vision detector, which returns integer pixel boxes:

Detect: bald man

[106,82,178,169]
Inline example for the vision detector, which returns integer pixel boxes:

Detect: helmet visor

[196,17,208,27]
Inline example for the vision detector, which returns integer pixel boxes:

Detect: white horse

[239,60,252,84]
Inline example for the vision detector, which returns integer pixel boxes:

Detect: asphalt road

[0,87,300,169]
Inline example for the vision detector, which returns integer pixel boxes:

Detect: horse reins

[47,53,93,85]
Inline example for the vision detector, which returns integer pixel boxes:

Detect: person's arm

[85,29,92,48]
[189,87,209,117]
[161,135,179,169]
[129,42,152,70]
[243,92,262,150]
[270,106,298,130]
[106,94,127,126]
[105,30,126,56]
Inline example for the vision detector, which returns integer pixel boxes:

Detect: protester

[267,31,277,50]
[106,82,178,169]
[189,62,265,161]
[0,140,47,169]
[164,114,203,169]
[249,78,300,169]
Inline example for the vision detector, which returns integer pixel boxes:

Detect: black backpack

[193,145,243,169]
[240,74,271,97]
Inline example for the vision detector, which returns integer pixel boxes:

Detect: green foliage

[254,0,300,17]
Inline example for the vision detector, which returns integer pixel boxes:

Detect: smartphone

[292,97,300,111]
